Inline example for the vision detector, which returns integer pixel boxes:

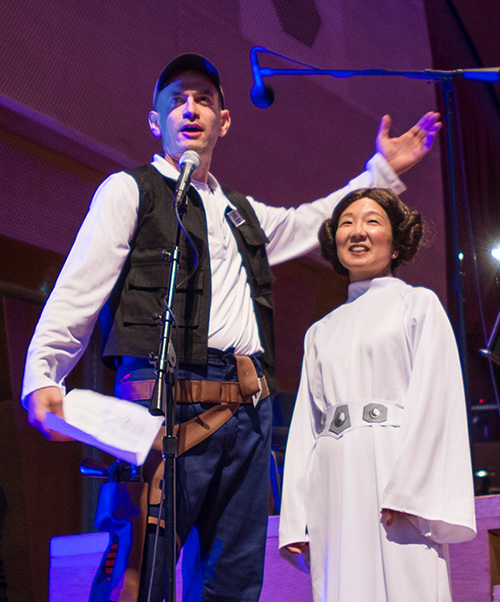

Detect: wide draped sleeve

[381,287,476,543]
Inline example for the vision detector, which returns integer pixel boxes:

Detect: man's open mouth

[180,124,203,132]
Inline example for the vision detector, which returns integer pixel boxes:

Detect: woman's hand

[284,541,309,554]
[381,508,404,527]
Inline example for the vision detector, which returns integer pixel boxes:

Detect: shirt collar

[151,154,220,193]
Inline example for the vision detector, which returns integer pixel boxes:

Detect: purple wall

[0,0,445,296]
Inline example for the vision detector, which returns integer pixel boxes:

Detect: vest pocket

[122,261,204,329]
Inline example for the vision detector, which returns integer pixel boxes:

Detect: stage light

[491,245,500,261]
[458,252,464,261]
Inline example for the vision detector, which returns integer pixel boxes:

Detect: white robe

[279,277,476,602]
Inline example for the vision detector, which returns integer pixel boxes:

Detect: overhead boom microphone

[250,82,275,108]
[250,48,275,108]
[174,151,201,209]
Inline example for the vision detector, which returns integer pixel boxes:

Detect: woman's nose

[350,222,366,238]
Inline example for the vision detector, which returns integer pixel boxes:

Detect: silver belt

[318,400,403,438]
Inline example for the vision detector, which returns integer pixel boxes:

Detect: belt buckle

[251,379,263,407]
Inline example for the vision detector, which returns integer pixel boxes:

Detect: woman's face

[335,197,397,282]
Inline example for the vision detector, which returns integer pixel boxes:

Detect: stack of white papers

[44,388,165,466]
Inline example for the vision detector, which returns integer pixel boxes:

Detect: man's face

[148,70,230,166]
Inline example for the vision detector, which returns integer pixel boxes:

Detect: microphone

[250,82,275,108]
[174,150,201,209]
[250,47,275,108]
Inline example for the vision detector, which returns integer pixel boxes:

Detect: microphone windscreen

[179,150,201,169]
[250,83,275,108]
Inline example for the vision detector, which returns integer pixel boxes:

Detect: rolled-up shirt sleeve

[21,172,140,406]
[248,153,405,266]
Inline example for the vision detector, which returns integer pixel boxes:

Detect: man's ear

[148,111,162,138]
[218,109,231,138]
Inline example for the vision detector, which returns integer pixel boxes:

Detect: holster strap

[144,402,240,506]
[146,516,181,553]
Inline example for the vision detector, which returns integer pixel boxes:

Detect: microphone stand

[148,193,189,602]
[250,45,500,401]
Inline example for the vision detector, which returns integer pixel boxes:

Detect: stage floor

[50,496,500,602]
[49,514,313,601]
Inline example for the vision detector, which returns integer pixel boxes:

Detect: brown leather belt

[116,377,269,404]
[116,355,269,405]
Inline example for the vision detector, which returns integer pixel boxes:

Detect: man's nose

[183,97,198,119]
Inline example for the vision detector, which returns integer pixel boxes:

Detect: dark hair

[319,188,424,276]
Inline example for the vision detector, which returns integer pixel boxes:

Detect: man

[22,54,440,601]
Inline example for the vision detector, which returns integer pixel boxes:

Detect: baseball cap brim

[153,53,224,108]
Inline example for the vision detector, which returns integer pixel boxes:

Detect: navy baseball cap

[152,53,225,108]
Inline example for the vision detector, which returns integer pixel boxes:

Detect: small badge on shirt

[226,208,246,228]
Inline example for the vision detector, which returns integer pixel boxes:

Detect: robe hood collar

[347,276,405,303]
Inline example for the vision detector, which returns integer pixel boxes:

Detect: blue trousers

[116,350,272,602]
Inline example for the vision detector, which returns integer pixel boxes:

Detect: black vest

[99,164,277,392]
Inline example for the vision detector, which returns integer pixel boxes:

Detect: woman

[279,188,476,602]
